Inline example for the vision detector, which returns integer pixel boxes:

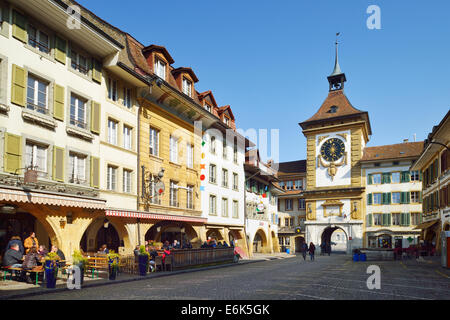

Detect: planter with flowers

[72,250,88,285]
[138,245,149,276]
[44,252,60,288]
[108,251,120,280]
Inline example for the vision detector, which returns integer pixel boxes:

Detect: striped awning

[106,209,207,223]
[0,187,106,210]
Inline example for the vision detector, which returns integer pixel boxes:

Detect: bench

[86,256,109,278]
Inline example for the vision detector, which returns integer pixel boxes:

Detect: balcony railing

[27,103,49,115]
[70,117,87,129]
[28,38,50,54]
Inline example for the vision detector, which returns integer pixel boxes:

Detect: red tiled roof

[142,44,175,64]
[303,90,365,123]
[172,67,199,83]
[361,141,424,162]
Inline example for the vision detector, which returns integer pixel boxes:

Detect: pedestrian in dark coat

[301,242,308,261]
[308,242,316,261]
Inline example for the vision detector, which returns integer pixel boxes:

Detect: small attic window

[328,106,338,113]
[400,151,405,155]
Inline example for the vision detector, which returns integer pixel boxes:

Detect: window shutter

[406,192,411,204]
[90,156,100,188]
[368,174,373,185]
[11,64,27,107]
[405,212,410,226]
[52,146,65,182]
[419,191,423,203]
[382,214,386,226]
[90,101,101,134]
[400,192,405,204]
[4,133,22,174]
[92,59,102,83]
[367,214,373,227]
[54,36,67,65]
[12,10,27,43]
[419,171,423,181]
[53,84,65,121]
[387,214,391,226]
[367,194,373,205]
[387,193,392,204]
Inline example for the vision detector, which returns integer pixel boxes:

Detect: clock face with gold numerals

[320,138,345,162]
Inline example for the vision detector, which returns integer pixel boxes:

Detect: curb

[0,258,269,300]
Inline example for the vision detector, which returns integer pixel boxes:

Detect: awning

[413,220,439,230]
[0,187,106,210]
[106,209,207,224]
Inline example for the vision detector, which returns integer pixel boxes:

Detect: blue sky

[78,0,450,162]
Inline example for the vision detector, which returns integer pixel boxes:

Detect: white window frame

[27,74,48,114]
[222,169,228,188]
[149,127,159,156]
[170,135,178,163]
[108,119,118,145]
[233,173,238,190]
[182,77,192,97]
[123,169,132,193]
[123,87,132,109]
[186,143,194,169]
[372,173,382,184]
[222,198,229,217]
[123,125,132,150]
[107,165,117,191]
[373,193,382,205]
[210,136,216,154]
[285,199,293,210]
[154,59,166,80]
[391,172,401,183]
[108,78,118,102]
[70,94,87,129]
[209,195,217,215]
[392,192,401,204]
[392,213,401,226]
[170,181,178,207]
[186,185,194,209]
[69,153,86,183]
[25,142,47,177]
[71,50,89,75]
[286,181,293,191]
[209,164,216,184]
[232,200,239,218]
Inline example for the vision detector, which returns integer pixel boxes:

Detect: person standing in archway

[308,242,316,261]
[24,231,39,254]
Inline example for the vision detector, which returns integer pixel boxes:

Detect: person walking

[301,242,308,261]
[308,242,316,261]
[326,241,331,256]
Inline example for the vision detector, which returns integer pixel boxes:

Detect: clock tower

[299,38,372,253]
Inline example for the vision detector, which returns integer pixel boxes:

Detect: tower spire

[330,33,342,76]
[327,32,347,92]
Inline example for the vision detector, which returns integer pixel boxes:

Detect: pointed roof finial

[330,32,343,76]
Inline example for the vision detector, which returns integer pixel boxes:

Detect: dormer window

[328,105,338,114]
[154,58,166,80]
[224,117,230,126]
[182,78,192,97]
[205,104,211,113]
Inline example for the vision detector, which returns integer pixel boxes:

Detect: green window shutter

[419,191,423,203]
[92,59,103,84]
[382,193,386,204]
[367,193,373,205]
[4,133,22,174]
[90,157,100,188]
[12,10,27,43]
[366,214,372,227]
[400,192,405,204]
[387,193,392,204]
[400,213,405,226]
[53,84,65,121]
[52,146,65,182]
[90,101,101,134]
[11,64,27,107]
[405,212,410,226]
[368,174,373,185]
[382,214,387,226]
[406,192,411,204]
[54,36,67,65]
[419,171,423,181]
[387,214,391,226]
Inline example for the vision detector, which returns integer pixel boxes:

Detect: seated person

[172,240,181,249]
[222,241,229,248]
[38,245,48,257]
[217,241,223,248]
[162,247,171,265]
[201,242,208,248]
[5,236,24,256]
[148,246,159,272]
[3,244,24,279]
[51,245,66,267]
[22,246,41,283]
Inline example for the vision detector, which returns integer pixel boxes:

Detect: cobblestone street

[16,255,450,300]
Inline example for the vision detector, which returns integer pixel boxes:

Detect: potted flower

[44,252,60,288]
[138,245,149,276]
[108,251,120,280]
[72,250,88,285]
